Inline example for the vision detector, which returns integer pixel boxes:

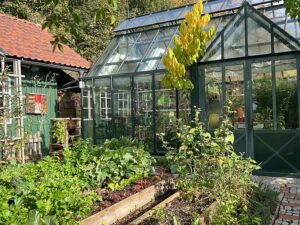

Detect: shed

[0,13,90,161]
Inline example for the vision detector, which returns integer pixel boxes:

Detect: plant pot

[236,106,244,122]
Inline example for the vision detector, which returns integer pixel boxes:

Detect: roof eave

[5,56,90,72]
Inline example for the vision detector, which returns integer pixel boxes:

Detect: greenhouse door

[250,58,300,176]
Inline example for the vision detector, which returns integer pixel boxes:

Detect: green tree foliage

[0,0,195,62]
[283,0,300,23]
[128,0,195,15]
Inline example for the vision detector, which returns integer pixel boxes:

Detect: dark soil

[139,194,211,225]
[89,167,172,215]
[114,190,177,225]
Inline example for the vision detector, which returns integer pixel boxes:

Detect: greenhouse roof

[114,0,277,33]
[88,0,300,77]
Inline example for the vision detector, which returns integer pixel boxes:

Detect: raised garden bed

[107,188,217,225]
[128,191,181,225]
[137,193,213,225]
[80,176,176,225]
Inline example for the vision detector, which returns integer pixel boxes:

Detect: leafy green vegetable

[0,137,155,224]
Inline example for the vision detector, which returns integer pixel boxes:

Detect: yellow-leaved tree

[162,0,215,90]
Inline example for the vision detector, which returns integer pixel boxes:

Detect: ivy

[162,0,215,90]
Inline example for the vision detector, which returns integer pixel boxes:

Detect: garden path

[253,176,300,225]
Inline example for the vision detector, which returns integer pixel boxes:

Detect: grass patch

[250,183,279,225]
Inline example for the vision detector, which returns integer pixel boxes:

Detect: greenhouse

[82,0,300,175]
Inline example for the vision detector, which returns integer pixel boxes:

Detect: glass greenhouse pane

[225,64,245,130]
[155,74,176,134]
[94,78,112,144]
[92,33,142,75]
[271,7,285,17]
[222,0,243,11]
[204,0,223,13]
[107,34,140,64]
[179,91,191,124]
[99,64,120,75]
[117,30,158,73]
[144,27,176,58]
[143,14,161,26]
[118,62,140,73]
[114,19,130,31]
[167,7,184,20]
[275,59,298,129]
[154,73,176,152]
[252,61,273,130]
[224,14,245,59]
[88,37,120,77]
[202,37,222,61]
[125,30,158,61]
[155,11,173,23]
[283,22,298,38]
[129,16,147,29]
[82,80,93,121]
[274,28,300,53]
[134,75,154,150]
[248,17,271,56]
[205,66,223,129]
[138,60,161,72]
[113,77,132,137]
[82,80,94,141]
[114,0,285,32]
[137,27,177,72]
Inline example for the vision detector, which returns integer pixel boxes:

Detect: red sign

[26,94,48,114]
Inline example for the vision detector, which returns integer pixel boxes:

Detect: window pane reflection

[275,59,298,129]
[155,74,176,152]
[205,67,222,129]
[252,61,273,129]
[134,75,154,150]
[224,15,246,59]
[113,77,132,137]
[155,75,176,133]
[179,91,191,124]
[94,78,112,144]
[82,80,94,140]
[225,65,245,129]
[248,16,271,56]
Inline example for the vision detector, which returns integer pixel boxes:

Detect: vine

[162,0,215,90]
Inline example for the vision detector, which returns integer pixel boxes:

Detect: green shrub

[162,111,260,224]
[64,137,155,191]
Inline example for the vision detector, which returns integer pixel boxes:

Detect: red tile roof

[0,13,91,69]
